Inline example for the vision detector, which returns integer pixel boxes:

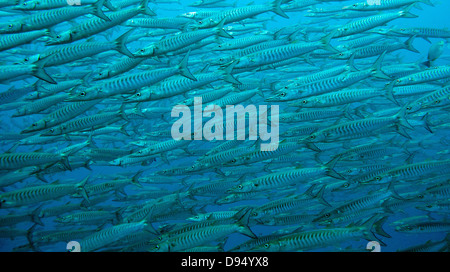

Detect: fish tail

[384,81,399,106]
[91,0,110,21]
[77,176,90,204]
[103,0,116,11]
[114,29,135,58]
[216,17,234,39]
[421,112,433,133]
[313,185,332,207]
[31,205,44,226]
[236,208,258,239]
[271,0,289,19]
[140,0,156,16]
[221,61,241,84]
[324,155,345,180]
[177,50,197,81]
[394,106,414,130]
[120,123,130,136]
[370,51,391,80]
[400,4,419,18]
[320,30,339,53]
[32,56,57,84]
[421,0,435,6]
[132,170,144,188]
[361,215,388,246]
[346,53,358,71]
[404,35,419,53]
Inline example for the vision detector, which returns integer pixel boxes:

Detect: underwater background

[0,0,449,252]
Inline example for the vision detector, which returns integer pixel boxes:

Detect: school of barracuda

[0,0,449,252]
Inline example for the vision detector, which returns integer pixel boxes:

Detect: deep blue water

[0,0,449,252]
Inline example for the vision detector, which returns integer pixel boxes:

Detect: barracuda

[14,0,115,10]
[0,29,49,52]
[0,56,56,84]
[124,17,194,30]
[288,86,398,108]
[149,208,256,252]
[228,31,336,71]
[330,36,419,60]
[251,216,387,252]
[0,177,89,208]
[192,0,288,29]
[394,66,450,86]
[0,0,110,34]
[266,52,389,102]
[46,0,155,45]
[67,52,196,101]
[21,99,102,134]
[30,30,134,67]
[300,106,414,143]
[79,221,147,252]
[313,183,403,223]
[343,0,434,11]
[12,93,69,117]
[333,5,418,38]
[372,159,450,183]
[226,158,344,193]
[125,68,237,103]
[135,18,233,58]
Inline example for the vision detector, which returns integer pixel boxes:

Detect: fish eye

[32,123,37,127]
[280,92,286,97]
[418,194,424,199]
[302,100,307,104]
[218,45,222,48]
[325,213,330,218]
[140,49,145,53]
[198,21,203,24]
[406,106,412,111]
[50,129,54,133]
[237,185,243,190]
[284,86,288,89]
[309,135,315,139]
[8,24,13,28]
[375,176,381,181]
[339,53,343,56]
[426,204,432,208]
[136,93,141,97]
[80,92,86,96]
[24,58,29,62]
[434,100,440,104]
[155,245,160,249]
[343,183,349,188]
[56,35,61,39]
[264,243,270,248]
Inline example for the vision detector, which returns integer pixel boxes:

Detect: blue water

[0,0,449,252]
